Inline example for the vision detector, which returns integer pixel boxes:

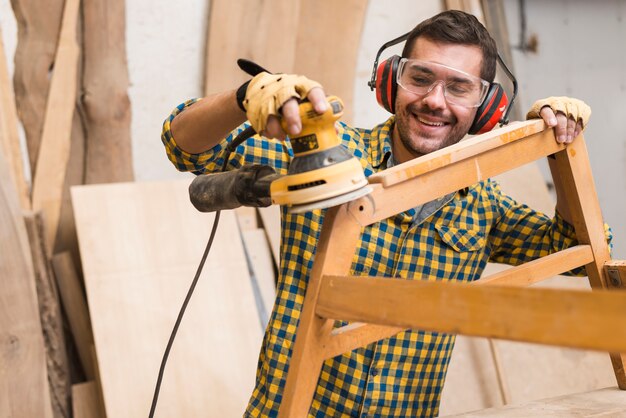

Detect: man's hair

[401,10,498,82]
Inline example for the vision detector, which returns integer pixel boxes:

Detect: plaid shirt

[162,100,608,417]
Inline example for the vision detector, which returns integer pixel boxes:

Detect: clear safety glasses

[396,58,490,108]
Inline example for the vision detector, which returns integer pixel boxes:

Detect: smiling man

[162,10,601,418]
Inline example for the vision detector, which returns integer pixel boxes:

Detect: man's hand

[242,72,327,140]
[526,96,591,144]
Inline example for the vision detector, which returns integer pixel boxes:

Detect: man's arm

[527,96,591,226]
[170,90,246,154]
[169,75,328,155]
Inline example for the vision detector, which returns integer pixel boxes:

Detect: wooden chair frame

[277,119,626,417]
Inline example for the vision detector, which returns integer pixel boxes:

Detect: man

[162,10,601,417]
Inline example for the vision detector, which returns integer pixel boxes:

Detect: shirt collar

[368,116,396,170]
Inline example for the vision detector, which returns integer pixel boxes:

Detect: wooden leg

[278,205,363,417]
[549,137,626,389]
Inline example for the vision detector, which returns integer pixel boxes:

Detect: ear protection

[368,33,518,135]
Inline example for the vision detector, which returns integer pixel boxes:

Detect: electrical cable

[148,125,256,418]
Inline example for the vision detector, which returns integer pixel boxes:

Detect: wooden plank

[241,228,276,326]
[350,121,561,225]
[51,251,96,380]
[24,211,70,418]
[11,0,65,172]
[0,114,53,418]
[292,0,369,123]
[204,0,300,95]
[258,206,281,270]
[317,275,626,353]
[82,0,133,183]
[72,180,262,417]
[72,381,104,418]
[369,120,546,187]
[278,205,371,418]
[0,25,29,210]
[476,245,594,287]
[31,0,81,252]
[448,387,626,417]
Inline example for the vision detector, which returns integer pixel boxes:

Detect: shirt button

[371,368,379,376]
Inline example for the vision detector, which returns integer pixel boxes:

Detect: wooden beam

[82,0,133,184]
[351,120,557,225]
[476,245,594,287]
[317,275,626,353]
[31,0,81,252]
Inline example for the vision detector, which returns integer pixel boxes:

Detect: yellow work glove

[242,72,321,134]
[526,96,591,128]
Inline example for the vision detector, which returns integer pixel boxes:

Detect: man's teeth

[417,117,445,127]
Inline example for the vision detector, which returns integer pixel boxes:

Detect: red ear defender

[374,55,401,114]
[468,83,509,135]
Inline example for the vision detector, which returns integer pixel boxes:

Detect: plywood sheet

[72,180,262,417]
[204,0,300,95]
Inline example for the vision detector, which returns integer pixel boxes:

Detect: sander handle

[189,164,282,212]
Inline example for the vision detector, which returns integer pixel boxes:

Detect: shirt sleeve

[486,180,613,276]
[161,98,292,175]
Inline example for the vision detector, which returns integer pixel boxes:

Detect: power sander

[189,96,371,214]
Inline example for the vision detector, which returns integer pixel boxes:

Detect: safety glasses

[397,58,490,108]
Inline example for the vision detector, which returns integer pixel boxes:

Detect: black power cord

[148,125,256,417]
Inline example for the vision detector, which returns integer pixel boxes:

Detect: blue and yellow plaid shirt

[162,99,609,417]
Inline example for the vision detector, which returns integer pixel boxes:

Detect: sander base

[287,184,372,214]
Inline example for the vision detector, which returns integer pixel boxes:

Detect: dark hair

[401,10,497,82]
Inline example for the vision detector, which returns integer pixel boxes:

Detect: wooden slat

[11,0,65,172]
[317,275,626,353]
[323,323,404,360]
[0,26,29,210]
[72,180,261,417]
[0,114,53,418]
[548,138,626,388]
[31,0,81,252]
[476,245,594,287]
[369,120,545,187]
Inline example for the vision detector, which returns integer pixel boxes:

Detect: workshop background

[0,0,625,417]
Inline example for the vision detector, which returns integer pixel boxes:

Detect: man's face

[392,38,484,163]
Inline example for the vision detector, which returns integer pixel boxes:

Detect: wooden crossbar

[277,120,624,417]
[317,275,626,353]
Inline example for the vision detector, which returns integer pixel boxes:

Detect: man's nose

[422,80,447,109]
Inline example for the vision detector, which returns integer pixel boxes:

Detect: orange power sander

[189,95,371,214]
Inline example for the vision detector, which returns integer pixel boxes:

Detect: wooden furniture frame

[277,119,626,417]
